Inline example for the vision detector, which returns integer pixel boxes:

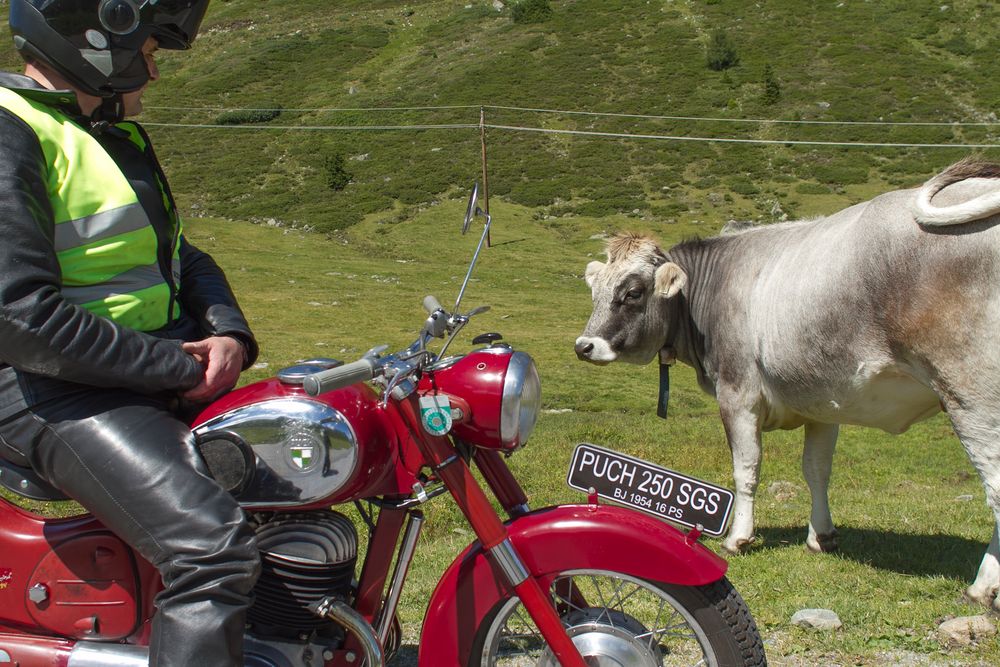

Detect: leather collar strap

[657,347,676,419]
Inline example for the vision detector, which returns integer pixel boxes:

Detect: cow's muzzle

[574,336,616,364]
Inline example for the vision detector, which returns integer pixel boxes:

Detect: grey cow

[575,160,1000,610]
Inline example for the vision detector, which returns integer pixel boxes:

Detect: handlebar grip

[303,358,376,396]
[423,295,442,314]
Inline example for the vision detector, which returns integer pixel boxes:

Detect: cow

[574,160,1000,610]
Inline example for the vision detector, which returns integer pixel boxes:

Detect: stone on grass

[791,608,842,630]
[768,480,799,502]
[936,615,996,646]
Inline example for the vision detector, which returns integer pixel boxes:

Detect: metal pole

[375,511,424,645]
[480,106,492,247]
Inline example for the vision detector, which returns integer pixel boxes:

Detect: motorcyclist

[0,2,260,665]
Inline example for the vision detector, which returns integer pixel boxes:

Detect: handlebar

[303,357,376,396]
[423,295,442,314]
[302,292,486,398]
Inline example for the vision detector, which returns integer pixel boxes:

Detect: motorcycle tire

[468,570,766,667]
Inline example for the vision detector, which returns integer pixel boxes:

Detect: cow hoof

[806,530,839,554]
[963,584,1000,611]
[721,537,756,555]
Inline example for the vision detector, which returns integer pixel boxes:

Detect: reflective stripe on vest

[53,203,150,253]
[0,86,180,331]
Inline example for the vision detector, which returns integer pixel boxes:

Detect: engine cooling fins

[248,511,358,639]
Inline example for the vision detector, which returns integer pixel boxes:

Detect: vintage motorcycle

[0,186,766,666]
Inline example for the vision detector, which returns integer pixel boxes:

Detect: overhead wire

[482,124,1000,149]
[140,103,1000,148]
[143,122,480,131]
[144,102,1000,127]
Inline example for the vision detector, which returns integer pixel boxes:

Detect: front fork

[396,396,589,667]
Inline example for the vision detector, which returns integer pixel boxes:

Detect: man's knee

[160,514,260,594]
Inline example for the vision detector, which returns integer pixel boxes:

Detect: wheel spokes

[484,571,714,667]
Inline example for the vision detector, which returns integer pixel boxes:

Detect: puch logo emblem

[0,567,12,591]
[290,445,314,470]
[286,433,320,473]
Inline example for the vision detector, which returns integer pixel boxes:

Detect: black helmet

[9,0,210,97]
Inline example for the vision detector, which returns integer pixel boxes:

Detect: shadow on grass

[390,645,417,666]
[486,236,528,247]
[756,525,986,580]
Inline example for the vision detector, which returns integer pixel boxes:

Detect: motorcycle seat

[0,456,70,501]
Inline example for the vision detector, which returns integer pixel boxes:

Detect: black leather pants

[0,389,260,667]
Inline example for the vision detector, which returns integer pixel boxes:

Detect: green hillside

[3,0,998,233]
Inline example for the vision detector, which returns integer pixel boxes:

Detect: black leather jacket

[0,72,258,420]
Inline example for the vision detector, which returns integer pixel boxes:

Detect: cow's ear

[654,262,687,299]
[585,261,605,287]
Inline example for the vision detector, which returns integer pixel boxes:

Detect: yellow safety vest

[0,86,181,331]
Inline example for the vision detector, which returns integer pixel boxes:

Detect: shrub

[508,180,562,207]
[727,177,759,196]
[706,29,739,71]
[811,164,869,185]
[795,182,832,195]
[213,107,282,125]
[323,154,351,191]
[761,63,780,105]
[512,0,553,24]
[940,32,975,56]
[658,200,689,216]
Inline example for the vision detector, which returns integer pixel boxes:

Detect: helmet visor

[141,0,209,50]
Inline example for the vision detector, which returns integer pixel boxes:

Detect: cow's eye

[625,288,643,301]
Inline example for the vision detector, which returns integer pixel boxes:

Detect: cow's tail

[913,159,1000,226]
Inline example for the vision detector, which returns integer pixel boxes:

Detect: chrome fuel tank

[192,371,405,508]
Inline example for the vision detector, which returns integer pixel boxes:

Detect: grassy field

[2,201,997,664]
[187,204,998,666]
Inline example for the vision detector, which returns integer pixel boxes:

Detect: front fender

[418,504,727,667]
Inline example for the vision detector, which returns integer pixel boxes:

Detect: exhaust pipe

[67,642,149,667]
[63,602,382,667]
[313,597,384,667]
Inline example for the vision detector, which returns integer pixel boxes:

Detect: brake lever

[466,305,491,318]
[382,362,418,404]
[365,344,390,359]
[438,305,489,359]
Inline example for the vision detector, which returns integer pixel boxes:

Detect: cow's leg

[969,527,1000,610]
[802,422,839,553]
[719,404,763,554]
[945,407,1000,610]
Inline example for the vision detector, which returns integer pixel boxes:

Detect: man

[0,2,260,665]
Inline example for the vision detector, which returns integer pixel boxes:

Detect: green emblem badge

[420,395,453,436]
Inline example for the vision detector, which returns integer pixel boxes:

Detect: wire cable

[145,104,482,113]
[483,123,1000,149]
[141,119,1000,149]
[144,102,1000,127]
[143,122,480,131]
[484,104,1000,127]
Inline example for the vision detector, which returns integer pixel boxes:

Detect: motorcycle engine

[242,510,358,667]
[249,510,357,637]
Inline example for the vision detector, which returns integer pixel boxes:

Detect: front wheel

[469,570,766,666]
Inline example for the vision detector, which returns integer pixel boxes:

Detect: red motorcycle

[0,187,766,666]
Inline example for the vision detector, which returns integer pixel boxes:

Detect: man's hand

[181,336,247,402]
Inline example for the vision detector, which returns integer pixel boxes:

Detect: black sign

[567,443,734,537]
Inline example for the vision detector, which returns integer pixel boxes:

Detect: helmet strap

[91,95,126,126]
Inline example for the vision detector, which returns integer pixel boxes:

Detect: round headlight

[500,351,541,449]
